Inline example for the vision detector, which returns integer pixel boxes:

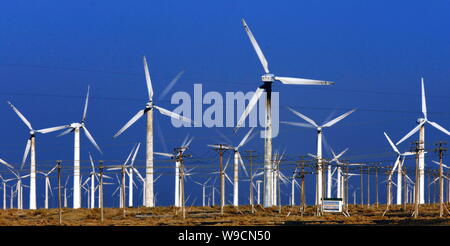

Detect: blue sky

[1,0,450,207]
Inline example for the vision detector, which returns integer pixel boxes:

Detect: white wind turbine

[329,148,349,199]
[236,19,334,207]
[10,170,30,210]
[113,56,192,207]
[55,85,102,209]
[7,101,69,209]
[396,78,450,204]
[37,165,57,209]
[193,178,212,207]
[155,135,193,207]
[0,175,14,209]
[107,143,140,207]
[384,132,415,205]
[283,107,355,204]
[217,128,255,206]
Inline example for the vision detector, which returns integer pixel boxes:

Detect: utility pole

[413,141,423,218]
[57,160,62,225]
[245,150,256,213]
[367,166,370,207]
[360,166,364,206]
[211,144,230,215]
[175,147,191,219]
[99,161,104,223]
[299,156,307,215]
[375,164,379,208]
[121,165,126,218]
[435,141,448,217]
[403,166,407,210]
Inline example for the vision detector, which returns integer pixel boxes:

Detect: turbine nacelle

[261,74,275,82]
[146,102,153,109]
[417,118,426,124]
[70,123,82,128]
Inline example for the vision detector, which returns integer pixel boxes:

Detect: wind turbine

[6,101,68,209]
[283,107,355,205]
[396,78,450,204]
[113,57,192,207]
[235,19,334,207]
[217,128,255,206]
[55,85,102,209]
[37,165,57,209]
[155,135,193,207]
[384,132,415,205]
[329,148,349,199]
[193,178,212,207]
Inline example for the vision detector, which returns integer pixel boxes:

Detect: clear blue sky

[1,0,450,207]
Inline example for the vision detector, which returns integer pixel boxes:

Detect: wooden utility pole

[345,162,349,212]
[99,161,104,223]
[245,150,257,213]
[413,141,422,218]
[299,156,306,216]
[403,166,407,210]
[360,166,364,206]
[367,166,370,207]
[211,144,230,215]
[175,147,191,219]
[121,165,126,218]
[57,160,62,225]
[375,164,379,208]
[435,141,448,217]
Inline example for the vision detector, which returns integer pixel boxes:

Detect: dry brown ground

[0,204,449,226]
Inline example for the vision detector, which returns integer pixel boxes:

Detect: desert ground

[0,204,449,226]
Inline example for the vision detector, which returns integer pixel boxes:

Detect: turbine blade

[36,125,70,134]
[153,105,192,124]
[428,121,450,136]
[0,159,13,169]
[238,152,249,177]
[322,109,356,128]
[235,87,264,131]
[123,144,136,166]
[82,126,102,154]
[143,56,154,101]
[275,76,334,85]
[159,70,185,100]
[396,121,424,145]
[237,127,255,149]
[7,101,33,130]
[57,127,74,137]
[421,78,427,119]
[154,152,174,158]
[132,167,144,181]
[280,121,315,128]
[89,152,95,170]
[241,19,269,73]
[388,156,401,180]
[113,109,146,138]
[131,143,140,166]
[286,107,318,128]
[82,85,90,122]
[21,139,31,169]
[384,132,400,155]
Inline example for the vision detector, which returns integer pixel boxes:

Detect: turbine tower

[235,19,334,207]
[155,135,193,207]
[56,85,102,208]
[282,108,355,204]
[7,101,68,209]
[396,78,450,204]
[384,132,415,205]
[113,56,192,207]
